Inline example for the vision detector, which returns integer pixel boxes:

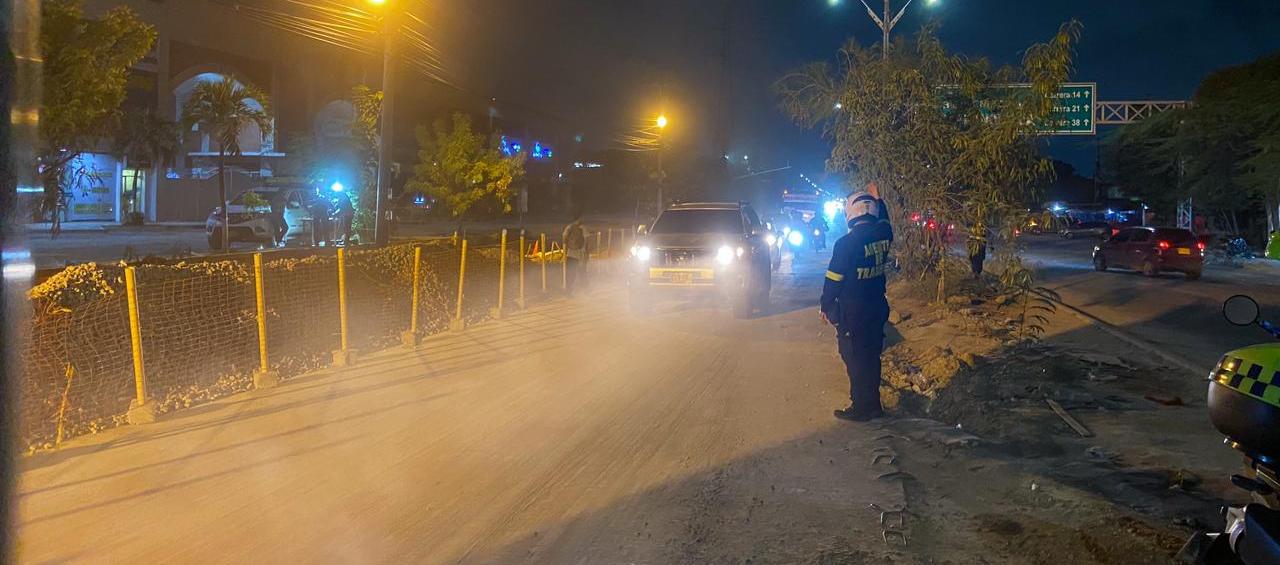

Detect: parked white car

[205,187,325,249]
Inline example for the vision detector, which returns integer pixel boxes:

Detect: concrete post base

[332,349,357,367]
[400,330,419,349]
[126,399,157,425]
[449,318,466,333]
[253,369,280,389]
[488,307,504,320]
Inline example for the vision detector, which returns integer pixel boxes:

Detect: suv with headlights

[628,202,772,318]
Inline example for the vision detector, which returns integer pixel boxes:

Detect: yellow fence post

[402,245,422,348]
[540,232,547,293]
[491,229,507,319]
[333,247,355,366]
[561,238,568,291]
[451,239,468,332]
[124,266,156,424]
[517,232,527,309]
[252,253,279,388]
[607,229,613,257]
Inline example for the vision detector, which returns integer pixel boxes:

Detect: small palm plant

[180,77,272,250]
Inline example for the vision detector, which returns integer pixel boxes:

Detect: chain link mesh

[18,231,626,452]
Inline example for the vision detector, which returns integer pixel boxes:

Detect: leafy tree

[777,22,1080,288]
[350,85,382,234]
[405,112,526,227]
[113,108,181,222]
[1104,53,1280,237]
[180,77,273,250]
[38,0,155,216]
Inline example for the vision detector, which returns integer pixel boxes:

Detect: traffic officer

[820,189,893,421]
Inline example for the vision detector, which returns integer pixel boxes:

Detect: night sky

[438,0,1280,182]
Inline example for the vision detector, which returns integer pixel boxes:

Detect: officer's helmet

[847,191,879,222]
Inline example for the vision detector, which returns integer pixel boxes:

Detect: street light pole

[373,1,396,245]
[855,0,922,60]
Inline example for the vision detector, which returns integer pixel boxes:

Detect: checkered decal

[1214,355,1280,409]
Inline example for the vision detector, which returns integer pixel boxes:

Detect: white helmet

[846,191,879,222]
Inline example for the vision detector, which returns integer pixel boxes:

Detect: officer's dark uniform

[820,207,893,417]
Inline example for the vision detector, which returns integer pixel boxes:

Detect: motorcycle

[1178,294,1280,564]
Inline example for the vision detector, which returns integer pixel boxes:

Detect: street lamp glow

[367,0,387,5]
[656,114,668,129]
[331,181,344,192]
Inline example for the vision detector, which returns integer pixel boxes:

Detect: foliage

[180,77,273,157]
[405,112,526,221]
[776,22,1081,282]
[998,258,1059,340]
[350,85,383,233]
[38,0,155,199]
[113,108,181,169]
[1103,52,1280,235]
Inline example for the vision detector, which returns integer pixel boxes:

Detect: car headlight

[736,246,745,258]
[783,226,792,235]
[788,230,804,246]
[716,245,734,265]
[631,245,651,261]
[813,229,820,237]
[766,233,777,246]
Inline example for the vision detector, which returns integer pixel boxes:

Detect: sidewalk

[25,221,204,233]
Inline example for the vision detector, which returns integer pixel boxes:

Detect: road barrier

[19,228,627,452]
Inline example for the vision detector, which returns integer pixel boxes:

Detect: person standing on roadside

[820,184,894,422]
[562,212,589,296]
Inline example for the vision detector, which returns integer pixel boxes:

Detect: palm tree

[114,108,181,224]
[180,77,273,250]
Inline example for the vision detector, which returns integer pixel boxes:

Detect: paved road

[1022,235,1280,375]
[26,227,213,270]
[17,253,902,564]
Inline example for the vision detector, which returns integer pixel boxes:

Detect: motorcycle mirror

[1224,294,1261,327]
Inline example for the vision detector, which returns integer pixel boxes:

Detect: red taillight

[1196,242,1206,251]
[1157,240,1171,251]
[911,213,921,222]
[1111,228,1119,236]
[926,220,937,230]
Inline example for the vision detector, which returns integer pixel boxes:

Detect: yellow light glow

[368,0,387,5]
[656,115,668,129]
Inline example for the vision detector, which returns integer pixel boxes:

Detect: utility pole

[373,7,397,245]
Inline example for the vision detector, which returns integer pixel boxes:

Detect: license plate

[1177,248,1191,255]
[670,272,693,284]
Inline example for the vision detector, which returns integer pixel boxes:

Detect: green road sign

[940,82,1097,136]
[1042,83,1096,135]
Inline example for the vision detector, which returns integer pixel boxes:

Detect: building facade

[50,0,573,225]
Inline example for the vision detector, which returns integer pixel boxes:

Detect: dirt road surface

[17,252,907,564]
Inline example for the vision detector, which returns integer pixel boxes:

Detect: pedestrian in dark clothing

[821,187,894,422]
[563,213,588,296]
[332,191,354,245]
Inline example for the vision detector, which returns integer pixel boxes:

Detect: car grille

[658,248,710,267]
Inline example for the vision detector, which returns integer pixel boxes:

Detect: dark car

[628,202,773,318]
[1092,226,1204,279]
[1061,220,1111,239]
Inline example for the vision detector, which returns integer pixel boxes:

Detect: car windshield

[1154,228,1196,244]
[650,209,743,234]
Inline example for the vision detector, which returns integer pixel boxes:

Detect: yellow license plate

[1177,248,1191,255]
[670,272,693,284]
